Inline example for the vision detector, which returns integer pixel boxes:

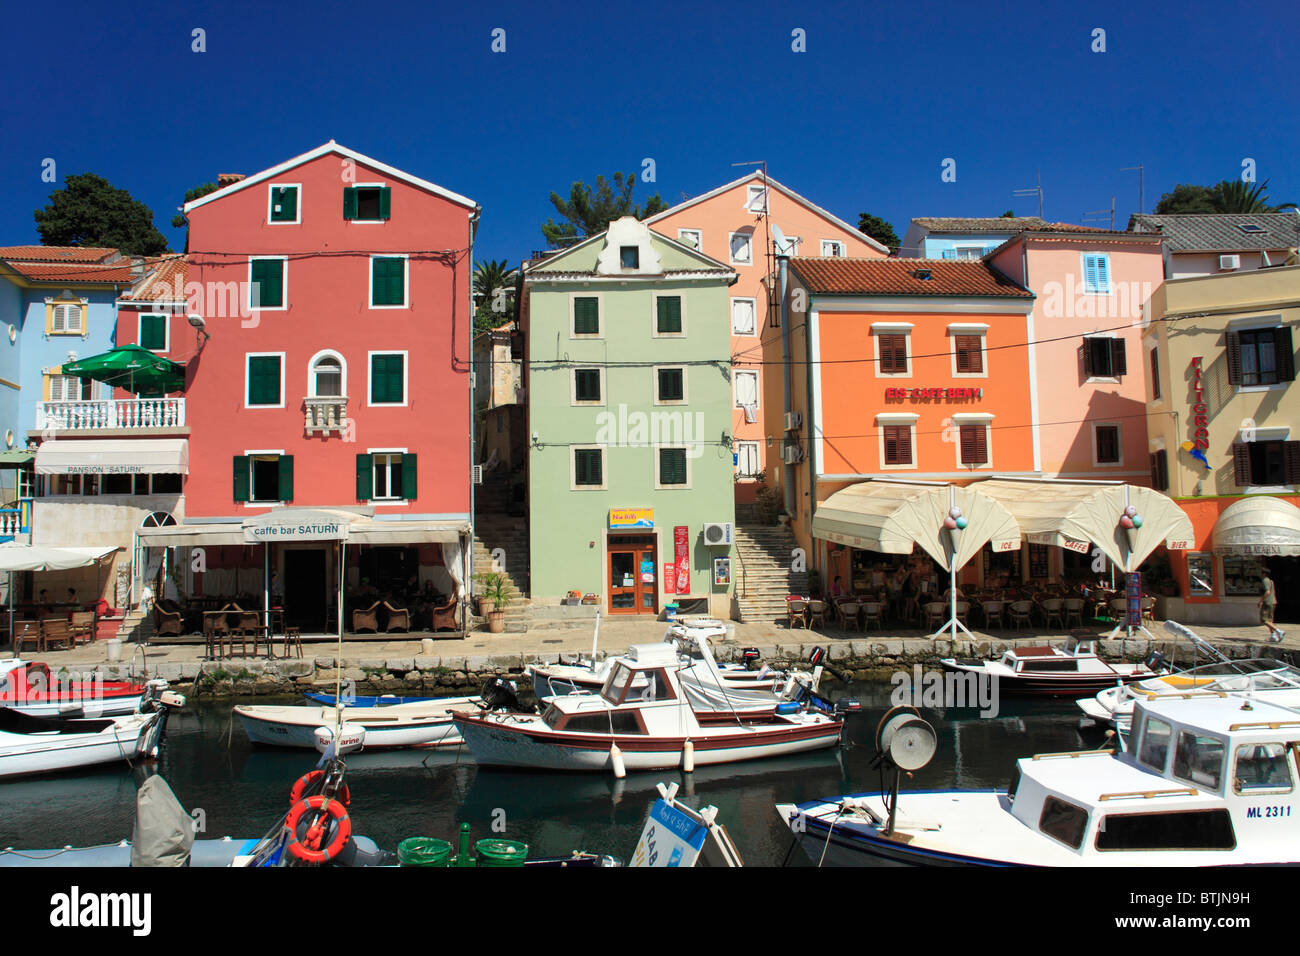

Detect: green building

[522,217,737,618]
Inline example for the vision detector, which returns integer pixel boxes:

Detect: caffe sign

[243,509,351,542]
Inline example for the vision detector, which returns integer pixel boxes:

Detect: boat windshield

[542,703,564,729]
[600,663,635,704]
[1171,730,1225,791]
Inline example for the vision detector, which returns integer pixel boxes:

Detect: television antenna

[1121,163,1145,214]
[1012,169,1044,219]
[1084,197,1116,230]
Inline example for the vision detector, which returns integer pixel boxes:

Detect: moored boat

[0,659,149,717]
[235,696,482,750]
[941,635,1159,697]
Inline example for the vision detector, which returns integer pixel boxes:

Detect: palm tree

[473,259,513,307]
[1212,179,1295,213]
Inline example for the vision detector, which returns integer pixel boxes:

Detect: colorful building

[646,172,887,507]
[1130,213,1300,279]
[521,217,736,617]
[899,217,1051,261]
[1143,263,1300,624]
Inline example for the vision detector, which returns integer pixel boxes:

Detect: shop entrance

[1265,556,1300,624]
[284,548,327,631]
[608,535,658,615]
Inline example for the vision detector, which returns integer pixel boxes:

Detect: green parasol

[62,345,185,397]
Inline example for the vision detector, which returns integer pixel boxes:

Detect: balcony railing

[36,398,186,431]
[304,396,348,436]
[0,509,23,537]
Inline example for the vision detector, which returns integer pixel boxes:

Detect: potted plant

[474,572,512,634]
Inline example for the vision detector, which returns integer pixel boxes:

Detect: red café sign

[885,386,983,401]
[1190,356,1208,450]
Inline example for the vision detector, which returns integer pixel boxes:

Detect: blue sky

[1,0,1296,264]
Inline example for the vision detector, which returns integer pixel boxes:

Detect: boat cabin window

[1172,731,1225,791]
[620,668,673,702]
[600,663,636,704]
[1138,717,1172,773]
[1233,743,1293,794]
[1095,809,1236,851]
[560,711,645,734]
[1038,796,1089,850]
[1018,659,1078,673]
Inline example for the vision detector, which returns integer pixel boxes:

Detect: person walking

[1261,571,1284,642]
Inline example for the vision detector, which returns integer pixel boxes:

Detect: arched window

[309,351,346,397]
[142,511,177,528]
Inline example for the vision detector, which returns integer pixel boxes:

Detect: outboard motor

[740,647,761,670]
[480,677,533,714]
[1145,650,1167,672]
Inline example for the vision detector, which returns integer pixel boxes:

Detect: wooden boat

[0,659,148,717]
[234,696,484,750]
[303,692,441,707]
[940,636,1157,697]
[455,642,843,773]
[781,694,1300,866]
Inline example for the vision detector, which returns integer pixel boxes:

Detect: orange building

[646,172,887,507]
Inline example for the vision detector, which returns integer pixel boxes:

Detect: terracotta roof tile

[789,257,1032,298]
[0,245,121,263]
[120,256,188,301]
[2,261,136,283]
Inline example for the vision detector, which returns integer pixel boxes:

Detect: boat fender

[682,738,695,773]
[285,796,352,865]
[609,743,626,779]
[289,770,350,807]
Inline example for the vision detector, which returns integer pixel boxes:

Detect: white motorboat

[781,694,1300,866]
[941,635,1158,697]
[455,642,843,773]
[0,659,151,717]
[234,695,484,750]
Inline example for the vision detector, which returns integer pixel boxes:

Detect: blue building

[900,216,1051,260]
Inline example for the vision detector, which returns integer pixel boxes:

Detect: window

[1232,439,1300,486]
[883,425,913,466]
[344,185,391,221]
[656,367,685,404]
[139,313,167,351]
[1138,716,1171,771]
[954,246,983,260]
[49,300,84,334]
[355,452,416,501]
[878,333,909,374]
[369,352,406,405]
[733,370,759,411]
[246,355,283,407]
[1081,253,1111,294]
[1150,347,1161,400]
[1094,424,1121,465]
[310,353,344,397]
[572,447,604,489]
[1095,810,1236,851]
[1223,555,1264,597]
[619,246,639,270]
[657,447,689,487]
[1082,336,1126,378]
[151,473,182,495]
[234,454,293,503]
[1038,796,1089,850]
[1172,730,1225,790]
[370,256,407,308]
[1234,742,1293,793]
[731,298,757,336]
[655,295,683,335]
[820,240,845,257]
[736,441,760,478]
[954,335,983,374]
[1228,326,1295,387]
[268,184,299,223]
[746,184,768,212]
[249,258,285,309]
[573,368,602,404]
[1186,552,1214,597]
[677,229,702,250]
[572,296,600,336]
[959,424,989,466]
[729,232,752,265]
[48,374,93,402]
[1149,449,1169,492]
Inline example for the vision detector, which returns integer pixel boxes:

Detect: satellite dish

[771,224,790,255]
[875,705,937,771]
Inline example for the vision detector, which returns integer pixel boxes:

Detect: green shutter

[657,296,682,334]
[271,186,297,222]
[233,456,250,502]
[248,356,281,405]
[371,353,404,403]
[576,449,602,486]
[343,187,358,220]
[140,314,165,350]
[251,259,283,308]
[378,186,391,220]
[372,258,404,306]
[356,454,373,500]
[401,453,417,499]
[658,368,683,402]
[573,297,599,335]
[660,448,686,485]
[278,455,294,502]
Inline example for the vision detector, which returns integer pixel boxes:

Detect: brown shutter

[1232,442,1252,486]
[1110,338,1127,376]
[884,425,911,465]
[1275,326,1295,382]
[883,426,898,464]
[1149,450,1169,491]
[1081,339,1094,376]
[1226,331,1242,385]
[975,425,987,464]
[1285,441,1300,485]
[956,335,982,373]
[1150,347,1161,400]
[960,426,975,463]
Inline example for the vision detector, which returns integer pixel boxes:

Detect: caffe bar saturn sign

[242,509,351,542]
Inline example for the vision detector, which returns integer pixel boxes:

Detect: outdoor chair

[954,601,971,628]
[922,602,946,631]
[13,620,42,654]
[806,600,827,630]
[837,602,861,632]
[1040,598,1065,630]
[1108,597,1129,622]
[1063,598,1085,628]
[352,602,380,633]
[981,600,1006,629]
[1141,595,1157,624]
[383,602,411,633]
[40,619,73,651]
[431,597,459,633]
[786,599,808,629]
[1008,600,1034,630]
[69,611,95,646]
[154,603,184,638]
[861,602,883,630]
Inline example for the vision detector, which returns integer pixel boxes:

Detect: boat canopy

[812,479,1021,571]
[973,478,1193,572]
[1211,496,1300,557]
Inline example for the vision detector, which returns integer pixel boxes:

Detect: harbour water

[0,682,1096,865]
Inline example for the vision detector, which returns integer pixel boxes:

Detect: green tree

[171,182,220,252]
[541,172,666,247]
[999,209,1016,218]
[857,212,900,253]
[1155,179,1295,214]
[473,259,515,333]
[1154,183,1220,214]
[34,173,169,256]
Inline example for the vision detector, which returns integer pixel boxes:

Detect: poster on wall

[664,563,676,594]
[641,560,656,584]
[674,526,690,594]
[713,558,731,587]
[1126,571,1142,627]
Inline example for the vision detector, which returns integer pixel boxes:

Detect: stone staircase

[733,522,808,624]
[471,512,531,633]
[118,606,153,643]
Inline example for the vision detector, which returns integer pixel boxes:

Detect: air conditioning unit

[782,443,804,465]
[1219,255,1241,271]
[784,411,802,431]
[702,522,733,547]
[472,465,483,485]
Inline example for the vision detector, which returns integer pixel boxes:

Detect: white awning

[0,544,118,571]
[35,439,188,475]
[138,524,247,547]
[812,480,1021,571]
[348,519,468,544]
[1212,497,1300,556]
[138,514,469,548]
[974,478,1194,572]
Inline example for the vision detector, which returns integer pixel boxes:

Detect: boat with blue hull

[304,693,441,707]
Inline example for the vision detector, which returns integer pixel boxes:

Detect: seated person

[66,587,78,607]
[829,575,846,599]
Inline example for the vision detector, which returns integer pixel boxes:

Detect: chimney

[217,173,246,188]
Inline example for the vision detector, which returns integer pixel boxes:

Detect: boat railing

[1031,749,1115,761]
[1098,787,1198,802]
[1228,720,1300,732]
[1138,689,1228,701]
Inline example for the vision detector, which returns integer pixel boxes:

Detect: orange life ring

[285,796,352,864]
[289,770,350,807]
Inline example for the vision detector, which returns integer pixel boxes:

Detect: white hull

[0,713,163,780]
[1,695,145,719]
[235,699,478,750]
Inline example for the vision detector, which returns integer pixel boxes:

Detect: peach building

[646,172,887,507]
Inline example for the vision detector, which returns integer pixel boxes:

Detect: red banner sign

[1190,357,1208,450]
[663,563,676,594]
[674,526,690,595]
[885,387,982,401]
